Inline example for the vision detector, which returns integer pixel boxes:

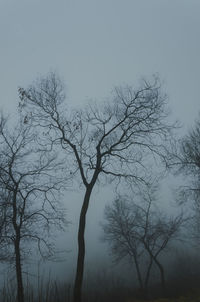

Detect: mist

[0,1,200,302]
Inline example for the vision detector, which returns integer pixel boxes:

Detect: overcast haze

[0,0,200,127]
[0,0,200,295]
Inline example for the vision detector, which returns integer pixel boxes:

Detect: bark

[73,185,93,302]
[15,235,24,302]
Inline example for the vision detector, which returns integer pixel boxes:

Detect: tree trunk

[73,186,93,302]
[141,257,153,299]
[15,236,24,302]
[153,257,166,295]
[143,241,166,296]
[144,257,153,292]
[134,256,144,291]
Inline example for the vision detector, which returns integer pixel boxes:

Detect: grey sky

[0,0,200,282]
[0,0,200,128]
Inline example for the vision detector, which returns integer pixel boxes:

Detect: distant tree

[102,196,145,292]
[176,114,200,202]
[0,115,67,302]
[102,187,185,296]
[172,114,200,241]
[18,72,175,302]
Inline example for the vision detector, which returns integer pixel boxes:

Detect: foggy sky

[0,0,199,126]
[0,0,200,283]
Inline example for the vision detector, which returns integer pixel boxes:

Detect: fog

[0,1,200,301]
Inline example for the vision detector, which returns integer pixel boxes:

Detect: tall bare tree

[102,188,185,296]
[18,72,175,302]
[0,115,66,302]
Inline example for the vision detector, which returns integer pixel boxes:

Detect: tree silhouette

[102,187,184,297]
[0,115,66,302]
[19,72,175,302]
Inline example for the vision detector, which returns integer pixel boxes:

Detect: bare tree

[175,114,200,203]
[18,72,175,302]
[170,114,200,243]
[0,115,67,302]
[102,187,185,296]
[139,200,184,295]
[102,196,145,292]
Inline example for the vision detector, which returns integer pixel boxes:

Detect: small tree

[19,73,175,302]
[102,196,145,292]
[0,115,67,302]
[102,187,184,296]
